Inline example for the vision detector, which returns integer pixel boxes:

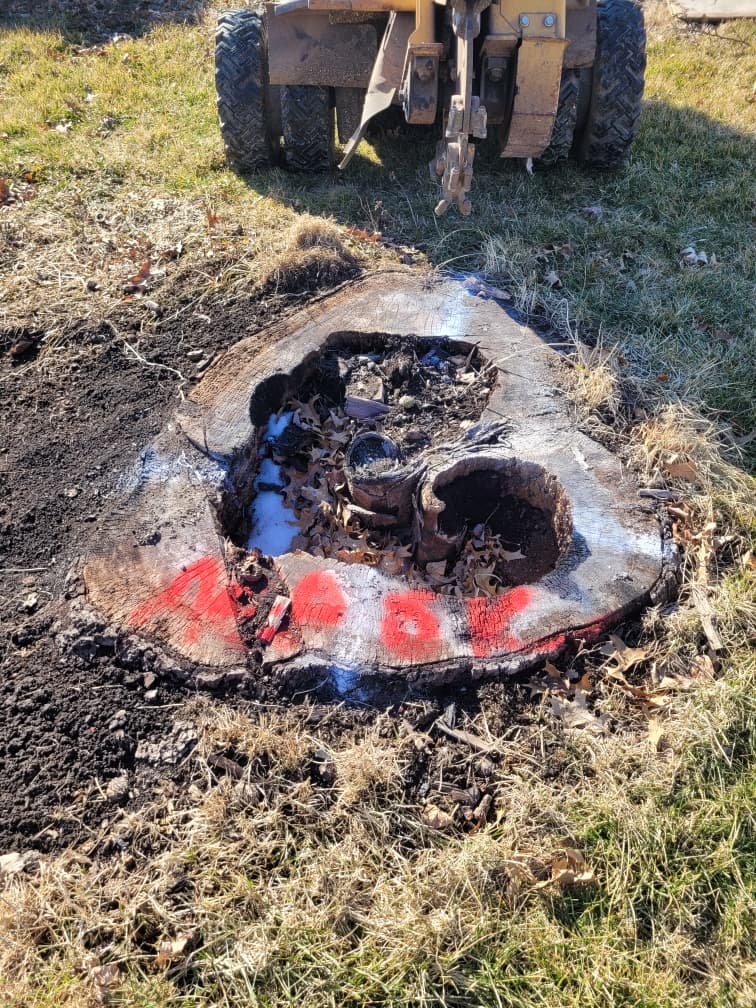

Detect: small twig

[638,488,681,501]
[675,16,753,48]
[434,718,500,754]
[121,338,188,401]
[122,339,186,383]
[0,566,48,573]
[690,584,724,651]
[134,702,185,710]
[463,342,479,369]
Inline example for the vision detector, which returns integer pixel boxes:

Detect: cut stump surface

[83,273,669,686]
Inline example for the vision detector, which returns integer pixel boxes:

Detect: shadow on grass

[241,97,755,435]
[0,0,210,43]
[245,98,755,250]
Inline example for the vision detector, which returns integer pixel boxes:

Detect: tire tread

[215,10,272,171]
[281,85,334,172]
[535,70,580,168]
[577,0,646,169]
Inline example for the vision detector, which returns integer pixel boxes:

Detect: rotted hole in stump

[429,462,573,587]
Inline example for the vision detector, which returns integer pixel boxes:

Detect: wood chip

[344,395,390,420]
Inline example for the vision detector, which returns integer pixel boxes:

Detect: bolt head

[543,14,555,27]
[519,14,530,26]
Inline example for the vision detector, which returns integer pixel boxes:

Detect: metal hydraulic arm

[430,0,490,216]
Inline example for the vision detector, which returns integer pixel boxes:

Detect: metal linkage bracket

[431,136,475,217]
[429,0,490,217]
[401,43,444,125]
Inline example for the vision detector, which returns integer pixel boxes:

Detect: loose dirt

[0,284,278,851]
[0,280,582,854]
[2,0,206,41]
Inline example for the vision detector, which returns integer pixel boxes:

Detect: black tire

[216,10,276,171]
[575,0,646,169]
[535,70,580,169]
[280,85,334,172]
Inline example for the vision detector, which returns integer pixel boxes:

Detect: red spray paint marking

[525,619,609,662]
[381,591,442,662]
[529,632,568,657]
[129,556,241,649]
[466,585,532,658]
[291,570,347,629]
[257,595,291,644]
[268,628,302,661]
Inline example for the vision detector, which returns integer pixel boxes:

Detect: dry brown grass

[635,405,754,500]
[563,338,621,420]
[258,214,362,295]
[1,658,753,1006]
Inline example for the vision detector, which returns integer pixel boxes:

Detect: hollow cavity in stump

[222,334,571,605]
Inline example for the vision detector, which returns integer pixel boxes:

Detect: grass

[1,5,754,433]
[1,3,755,1006]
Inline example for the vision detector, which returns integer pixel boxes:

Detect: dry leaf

[127,260,151,286]
[346,226,381,242]
[422,805,454,830]
[551,847,595,886]
[298,485,330,506]
[9,337,37,359]
[290,398,321,430]
[654,673,692,692]
[575,671,591,693]
[90,962,120,989]
[344,395,390,419]
[536,848,595,889]
[666,461,698,481]
[0,851,29,875]
[606,668,660,705]
[601,634,649,672]
[544,269,561,288]
[550,692,608,735]
[0,177,11,204]
[690,653,716,680]
[156,935,190,968]
[463,276,512,301]
[206,207,220,228]
[500,548,525,561]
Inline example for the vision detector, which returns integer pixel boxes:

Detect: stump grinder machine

[215,0,645,215]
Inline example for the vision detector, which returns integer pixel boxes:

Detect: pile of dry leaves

[248,340,543,598]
